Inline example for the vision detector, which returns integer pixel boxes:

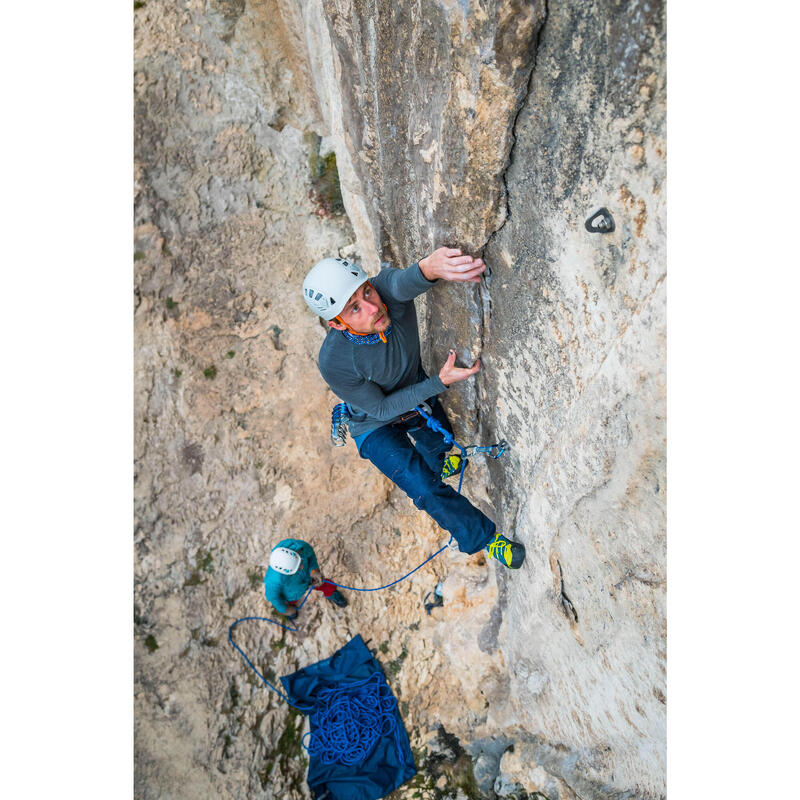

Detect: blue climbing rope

[330,538,452,592]
[227,587,315,707]
[302,671,405,766]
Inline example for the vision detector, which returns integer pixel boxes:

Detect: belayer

[302,248,525,569]
[265,539,348,619]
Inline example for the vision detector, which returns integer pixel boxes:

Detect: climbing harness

[330,402,507,493]
[412,404,507,495]
[229,404,509,766]
[585,207,615,233]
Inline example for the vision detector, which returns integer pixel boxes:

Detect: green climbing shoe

[485,532,526,569]
[440,454,467,480]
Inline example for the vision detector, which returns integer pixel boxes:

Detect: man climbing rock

[265,538,347,619]
[302,248,525,569]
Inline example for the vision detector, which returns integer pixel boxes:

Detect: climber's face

[328,282,391,335]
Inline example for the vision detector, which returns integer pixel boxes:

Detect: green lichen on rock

[184,552,213,587]
[197,550,214,573]
[144,634,159,653]
[276,707,303,760]
[259,707,308,792]
[304,131,345,216]
[387,647,408,676]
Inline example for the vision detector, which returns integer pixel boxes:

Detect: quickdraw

[331,402,350,447]
[464,441,507,459]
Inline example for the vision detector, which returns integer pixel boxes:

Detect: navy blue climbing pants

[359,400,495,554]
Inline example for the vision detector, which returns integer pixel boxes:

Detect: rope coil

[303,672,404,766]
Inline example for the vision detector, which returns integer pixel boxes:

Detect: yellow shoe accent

[485,532,526,569]
[486,532,512,565]
[440,454,464,480]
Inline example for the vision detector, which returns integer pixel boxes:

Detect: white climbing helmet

[269,546,302,575]
[302,257,369,320]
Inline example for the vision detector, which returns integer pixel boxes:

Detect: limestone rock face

[470,2,666,796]
[135,1,666,798]
[320,0,546,266]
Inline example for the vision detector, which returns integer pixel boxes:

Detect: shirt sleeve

[264,575,288,614]
[321,357,446,422]
[372,263,436,302]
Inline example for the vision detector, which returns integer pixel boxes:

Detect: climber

[302,248,525,569]
[265,539,348,620]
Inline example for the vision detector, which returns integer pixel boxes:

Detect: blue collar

[341,325,393,345]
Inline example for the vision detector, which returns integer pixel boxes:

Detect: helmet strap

[334,314,388,343]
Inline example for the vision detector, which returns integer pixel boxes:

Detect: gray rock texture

[320,0,546,263]
[135,0,665,798]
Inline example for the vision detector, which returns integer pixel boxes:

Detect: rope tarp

[280,634,416,800]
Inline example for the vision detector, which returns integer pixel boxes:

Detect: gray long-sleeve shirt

[317,263,446,440]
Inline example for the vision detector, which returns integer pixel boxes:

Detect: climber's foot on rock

[485,532,526,569]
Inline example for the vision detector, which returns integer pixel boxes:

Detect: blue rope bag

[228,604,404,767]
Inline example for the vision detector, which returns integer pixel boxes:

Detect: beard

[370,306,390,332]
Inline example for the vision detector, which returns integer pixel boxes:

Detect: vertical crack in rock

[488,0,550,243]
[474,1,548,476]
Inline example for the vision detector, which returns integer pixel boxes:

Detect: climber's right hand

[438,349,481,387]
